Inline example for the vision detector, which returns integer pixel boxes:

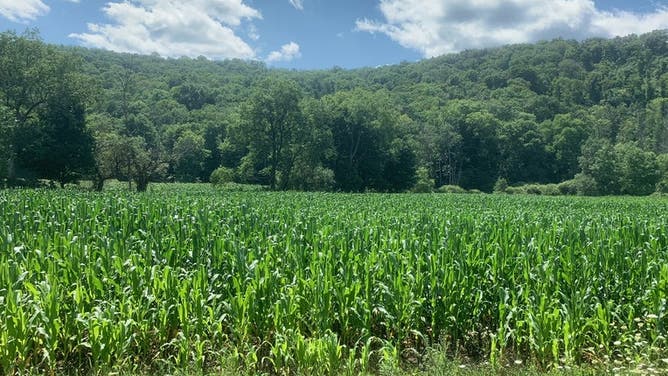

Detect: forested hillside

[1,29,667,194]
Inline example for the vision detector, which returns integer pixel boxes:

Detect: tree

[415,116,462,188]
[412,167,434,193]
[288,97,335,190]
[173,130,209,182]
[384,141,417,192]
[91,131,126,191]
[321,89,398,192]
[172,83,217,111]
[656,154,668,193]
[14,81,95,186]
[120,136,166,192]
[579,139,620,195]
[0,30,57,125]
[90,117,166,192]
[442,100,500,191]
[498,117,550,184]
[0,31,67,181]
[615,143,660,195]
[543,114,590,181]
[241,77,303,190]
[643,98,668,153]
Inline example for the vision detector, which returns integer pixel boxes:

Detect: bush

[505,186,525,195]
[214,182,266,192]
[656,179,668,194]
[437,185,467,194]
[572,173,599,196]
[558,175,599,196]
[493,177,508,193]
[540,183,560,196]
[524,184,542,195]
[558,179,578,195]
[412,167,434,193]
[298,166,335,191]
[210,166,235,185]
[467,189,483,194]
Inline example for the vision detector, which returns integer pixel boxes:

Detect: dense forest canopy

[0,29,667,193]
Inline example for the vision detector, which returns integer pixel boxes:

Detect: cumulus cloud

[266,42,301,62]
[357,0,668,57]
[70,0,261,59]
[289,0,304,10]
[0,0,49,22]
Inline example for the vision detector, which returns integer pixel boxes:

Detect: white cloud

[357,0,668,57]
[70,0,261,60]
[266,42,301,62]
[0,0,49,22]
[289,0,304,10]
[248,23,260,41]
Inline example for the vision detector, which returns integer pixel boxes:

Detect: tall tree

[615,143,660,196]
[498,116,550,184]
[173,130,209,182]
[442,100,500,191]
[241,77,303,190]
[0,31,61,181]
[15,78,94,186]
[322,89,398,191]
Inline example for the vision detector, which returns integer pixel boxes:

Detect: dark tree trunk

[93,175,105,191]
[135,176,149,192]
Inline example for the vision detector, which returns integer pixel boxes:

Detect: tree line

[0,29,667,194]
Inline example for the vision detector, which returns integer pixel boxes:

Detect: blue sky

[0,0,667,70]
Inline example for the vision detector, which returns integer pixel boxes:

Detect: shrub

[493,177,508,193]
[540,184,560,196]
[505,186,525,195]
[558,179,578,195]
[524,184,542,195]
[656,179,668,194]
[437,185,467,194]
[572,173,599,196]
[210,166,236,185]
[412,167,434,193]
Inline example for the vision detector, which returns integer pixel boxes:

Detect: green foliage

[2,188,668,373]
[0,30,94,185]
[579,139,620,195]
[558,179,579,195]
[209,166,235,185]
[173,130,209,182]
[539,183,561,196]
[384,143,417,192]
[240,77,304,190]
[0,105,11,180]
[320,88,401,192]
[1,30,668,194]
[569,173,599,196]
[614,143,660,196]
[412,166,434,193]
[436,184,466,194]
[14,78,94,186]
[657,154,668,193]
[444,101,500,191]
[493,177,508,193]
[501,183,560,196]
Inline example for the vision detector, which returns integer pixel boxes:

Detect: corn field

[1,187,668,374]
